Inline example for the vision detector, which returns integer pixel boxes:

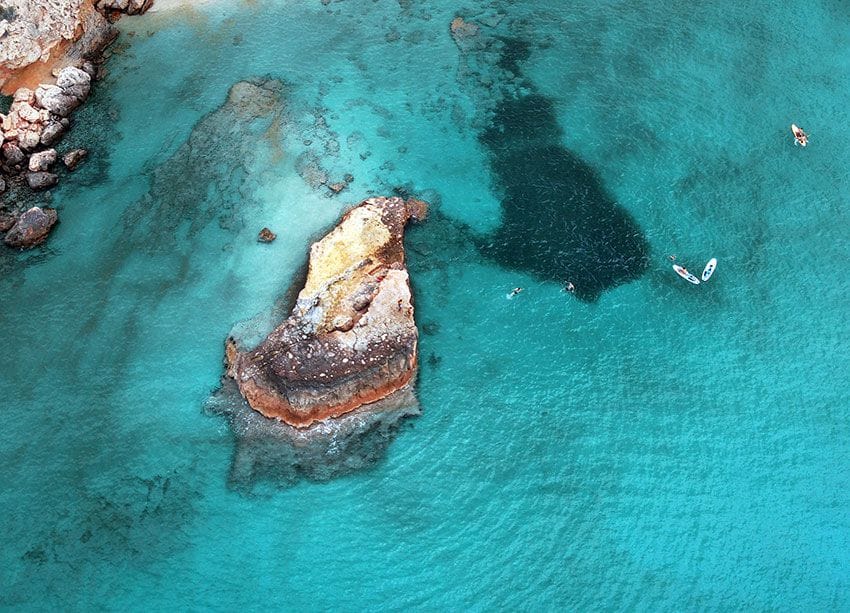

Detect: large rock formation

[0,0,117,93]
[0,0,152,247]
[226,196,427,428]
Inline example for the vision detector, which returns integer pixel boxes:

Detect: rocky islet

[226,196,427,429]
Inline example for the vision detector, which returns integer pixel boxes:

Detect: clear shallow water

[1,0,849,609]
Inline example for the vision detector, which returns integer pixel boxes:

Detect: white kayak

[673,265,700,285]
[701,258,717,282]
[791,123,808,147]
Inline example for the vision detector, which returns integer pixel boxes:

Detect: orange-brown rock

[226,196,426,428]
[257,227,276,243]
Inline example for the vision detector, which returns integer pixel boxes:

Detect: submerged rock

[63,148,88,170]
[208,378,420,490]
[3,207,58,248]
[226,196,427,428]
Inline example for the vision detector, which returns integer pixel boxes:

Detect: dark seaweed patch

[495,36,532,75]
[478,44,649,301]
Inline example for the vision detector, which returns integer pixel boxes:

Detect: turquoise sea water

[2,0,849,609]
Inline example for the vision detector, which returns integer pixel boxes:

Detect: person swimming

[507,287,523,298]
[563,281,575,293]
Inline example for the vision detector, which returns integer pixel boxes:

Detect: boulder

[26,171,59,190]
[63,148,88,170]
[3,207,58,249]
[12,88,35,104]
[35,85,80,117]
[56,66,92,100]
[15,102,41,123]
[34,69,90,118]
[40,121,66,146]
[18,128,42,151]
[28,148,57,172]
[2,142,25,165]
[226,196,426,428]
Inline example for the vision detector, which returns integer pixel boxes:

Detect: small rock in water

[3,207,58,249]
[258,227,277,243]
[328,181,347,194]
[63,148,88,170]
[26,171,59,191]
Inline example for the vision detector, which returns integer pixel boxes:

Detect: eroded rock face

[96,0,154,18]
[0,0,152,88]
[0,1,88,86]
[226,196,427,428]
[3,207,58,248]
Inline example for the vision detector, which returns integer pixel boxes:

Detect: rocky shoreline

[0,0,152,248]
[226,196,427,429]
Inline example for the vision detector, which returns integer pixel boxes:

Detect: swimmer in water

[564,281,576,293]
[668,254,676,262]
[507,287,523,298]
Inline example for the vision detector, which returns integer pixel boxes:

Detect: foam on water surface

[1,0,848,609]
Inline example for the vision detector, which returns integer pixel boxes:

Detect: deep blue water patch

[478,41,650,301]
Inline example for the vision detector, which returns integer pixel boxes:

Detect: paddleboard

[791,123,808,147]
[673,265,700,285]
[701,258,717,282]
